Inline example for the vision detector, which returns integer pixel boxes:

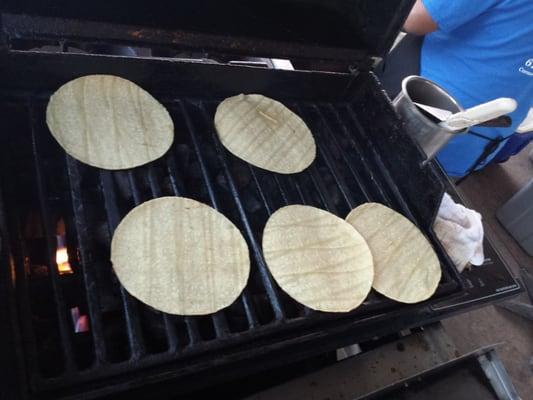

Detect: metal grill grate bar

[124,168,180,351]
[293,104,357,210]
[65,156,107,364]
[28,101,76,372]
[314,104,464,286]
[180,100,264,328]
[326,104,393,205]
[344,106,414,218]
[267,176,314,317]
[175,101,233,337]
[343,106,460,286]
[306,165,337,213]
[279,176,308,205]
[313,105,376,203]
[159,150,201,345]
[249,169,275,215]
[145,165,178,351]
[5,196,43,379]
[99,170,146,359]
[191,101,284,321]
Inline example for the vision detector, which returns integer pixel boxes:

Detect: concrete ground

[442,143,533,398]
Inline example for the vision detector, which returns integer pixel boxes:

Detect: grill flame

[56,237,73,275]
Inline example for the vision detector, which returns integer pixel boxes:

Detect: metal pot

[393,75,467,161]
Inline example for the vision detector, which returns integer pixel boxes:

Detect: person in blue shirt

[402,0,533,178]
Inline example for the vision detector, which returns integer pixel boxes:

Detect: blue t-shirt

[421,0,533,177]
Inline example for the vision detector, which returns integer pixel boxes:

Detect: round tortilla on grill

[345,202,441,304]
[111,197,250,315]
[46,74,174,170]
[214,94,316,174]
[262,205,374,312]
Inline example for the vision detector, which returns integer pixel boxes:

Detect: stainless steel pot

[393,75,467,161]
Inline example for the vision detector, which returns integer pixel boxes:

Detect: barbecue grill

[0,1,521,399]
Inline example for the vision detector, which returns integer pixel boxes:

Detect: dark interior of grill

[0,47,465,398]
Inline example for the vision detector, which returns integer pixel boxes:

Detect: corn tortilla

[46,75,174,170]
[345,202,441,304]
[262,205,374,312]
[111,197,250,315]
[214,94,316,174]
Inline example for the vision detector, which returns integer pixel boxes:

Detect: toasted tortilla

[111,197,250,315]
[262,205,373,312]
[346,202,441,303]
[214,94,316,174]
[46,75,174,170]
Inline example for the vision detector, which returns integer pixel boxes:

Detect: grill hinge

[349,57,374,75]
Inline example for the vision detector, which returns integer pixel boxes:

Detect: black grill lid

[1,0,414,63]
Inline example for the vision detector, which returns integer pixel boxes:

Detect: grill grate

[0,92,460,393]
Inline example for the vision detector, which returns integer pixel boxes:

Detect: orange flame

[56,246,73,275]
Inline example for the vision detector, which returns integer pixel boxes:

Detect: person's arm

[405,0,499,35]
[403,0,437,35]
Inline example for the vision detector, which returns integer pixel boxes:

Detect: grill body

[0,6,520,400]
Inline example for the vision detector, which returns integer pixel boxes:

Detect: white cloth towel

[433,193,485,272]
